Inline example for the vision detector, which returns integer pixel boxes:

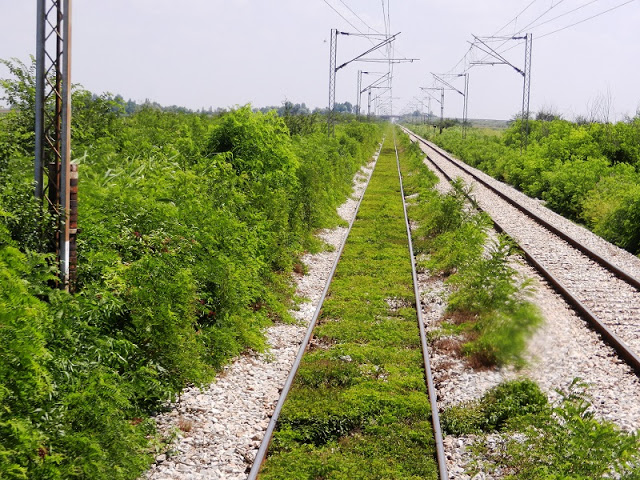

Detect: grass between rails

[259,132,439,479]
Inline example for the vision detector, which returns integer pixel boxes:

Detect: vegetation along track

[402,125,640,375]
[249,132,448,479]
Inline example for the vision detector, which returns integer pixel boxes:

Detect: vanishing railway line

[248,133,448,479]
[402,126,640,375]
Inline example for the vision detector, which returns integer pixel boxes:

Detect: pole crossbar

[328,28,401,130]
[432,72,469,138]
[469,33,532,150]
[335,32,400,71]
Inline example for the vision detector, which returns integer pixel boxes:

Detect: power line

[526,0,602,31]
[445,43,474,75]
[450,0,601,75]
[495,37,527,56]
[492,0,540,36]
[337,0,382,34]
[495,0,635,55]
[322,0,365,34]
[537,0,636,39]
[512,0,569,36]
[477,0,568,64]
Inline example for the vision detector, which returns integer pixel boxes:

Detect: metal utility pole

[35,0,76,290]
[521,33,532,150]
[440,88,444,134]
[422,87,445,133]
[328,28,338,136]
[326,30,402,135]
[356,71,385,118]
[470,34,533,151]
[464,73,469,132]
[410,97,430,124]
[356,70,362,117]
[361,72,390,115]
[432,73,470,138]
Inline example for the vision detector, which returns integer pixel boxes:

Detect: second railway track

[402,126,640,374]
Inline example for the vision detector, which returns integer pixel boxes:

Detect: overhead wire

[322,0,366,34]
[446,1,538,76]
[446,44,474,74]
[492,0,540,36]
[536,0,637,39]
[322,0,389,51]
[495,0,636,55]
[469,0,568,71]
[337,0,383,34]
[524,0,602,31]
[444,0,537,75]
[510,0,569,36]
[324,0,404,115]
[428,0,637,120]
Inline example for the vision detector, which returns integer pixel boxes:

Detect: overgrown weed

[397,129,542,367]
[444,379,640,478]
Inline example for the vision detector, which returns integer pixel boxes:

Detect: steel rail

[393,133,449,480]
[247,140,384,479]
[408,128,640,292]
[400,126,640,376]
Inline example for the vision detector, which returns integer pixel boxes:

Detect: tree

[334,101,353,113]
[536,106,563,122]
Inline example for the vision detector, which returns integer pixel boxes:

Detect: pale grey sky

[1,0,638,120]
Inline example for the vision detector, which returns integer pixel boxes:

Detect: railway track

[248,134,448,479]
[401,126,640,375]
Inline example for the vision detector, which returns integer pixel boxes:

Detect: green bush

[1,57,382,478]
[0,238,53,479]
[483,381,640,478]
[441,379,548,435]
[444,379,640,477]
[408,117,640,255]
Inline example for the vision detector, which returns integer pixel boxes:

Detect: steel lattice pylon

[35,0,76,289]
[521,33,533,151]
[470,33,533,152]
[356,70,362,117]
[463,73,469,138]
[327,28,338,136]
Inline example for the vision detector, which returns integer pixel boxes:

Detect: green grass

[259,131,439,479]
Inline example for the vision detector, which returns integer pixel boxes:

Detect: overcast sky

[1,0,638,120]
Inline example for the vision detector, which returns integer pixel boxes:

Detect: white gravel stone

[142,143,382,480]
